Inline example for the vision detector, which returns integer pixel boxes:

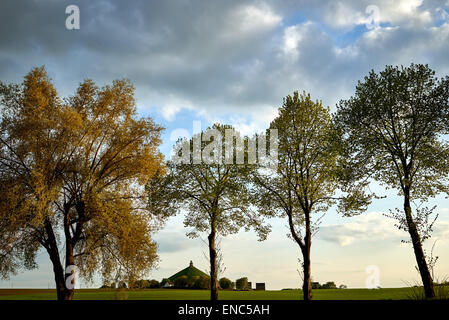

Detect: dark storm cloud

[0,0,284,111]
[1,0,449,120]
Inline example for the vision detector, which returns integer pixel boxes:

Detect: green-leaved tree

[148,123,269,300]
[335,64,449,298]
[253,91,367,300]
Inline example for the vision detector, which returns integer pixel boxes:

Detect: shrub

[219,277,232,290]
[149,279,160,288]
[311,282,321,289]
[161,278,170,286]
[131,279,150,289]
[100,283,115,289]
[321,281,337,289]
[236,277,249,290]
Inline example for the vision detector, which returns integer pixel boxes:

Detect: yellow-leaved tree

[0,67,165,300]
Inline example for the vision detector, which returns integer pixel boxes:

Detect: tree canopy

[252,91,367,300]
[148,123,270,300]
[0,67,165,299]
[335,63,449,298]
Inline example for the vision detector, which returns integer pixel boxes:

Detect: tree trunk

[403,187,435,299]
[302,250,312,301]
[208,226,218,301]
[48,249,66,301]
[287,207,313,301]
[63,245,75,300]
[44,221,73,300]
[63,208,75,300]
[302,223,312,301]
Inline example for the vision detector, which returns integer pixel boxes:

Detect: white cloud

[157,96,196,121]
[318,212,405,246]
[361,25,399,44]
[227,105,278,135]
[436,7,449,21]
[333,45,359,58]
[234,3,282,33]
[433,221,449,243]
[323,0,433,30]
[319,211,449,247]
[323,2,368,29]
[4,0,449,123]
[161,104,182,121]
[154,231,196,253]
[282,25,303,58]
[219,3,282,44]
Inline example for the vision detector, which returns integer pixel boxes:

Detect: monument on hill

[168,261,209,282]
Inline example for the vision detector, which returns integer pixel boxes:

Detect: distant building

[255,283,265,291]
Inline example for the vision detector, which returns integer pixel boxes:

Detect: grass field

[1,287,446,300]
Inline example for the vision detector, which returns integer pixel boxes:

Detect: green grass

[0,287,442,300]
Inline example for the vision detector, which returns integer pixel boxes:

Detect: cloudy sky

[1,0,449,289]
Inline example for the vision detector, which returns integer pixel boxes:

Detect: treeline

[101,276,253,290]
[149,63,449,301]
[103,277,345,291]
[311,282,339,290]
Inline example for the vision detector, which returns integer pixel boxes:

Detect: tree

[0,67,165,300]
[321,281,337,289]
[132,279,150,289]
[311,282,321,289]
[219,277,232,290]
[148,124,269,300]
[335,64,449,298]
[253,91,364,301]
[160,278,170,287]
[235,277,249,290]
[149,279,160,288]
